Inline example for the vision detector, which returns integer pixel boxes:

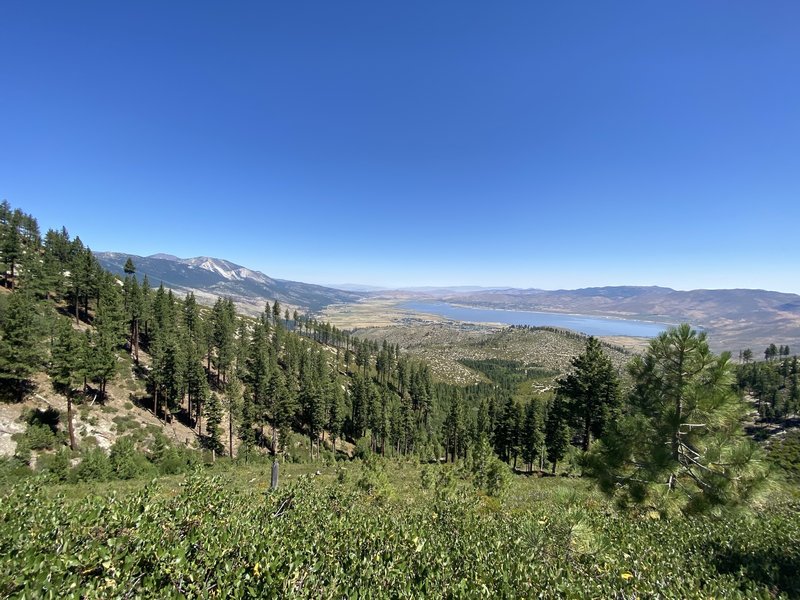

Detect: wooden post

[271,460,279,489]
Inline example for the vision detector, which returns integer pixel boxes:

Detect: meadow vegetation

[2,459,799,599]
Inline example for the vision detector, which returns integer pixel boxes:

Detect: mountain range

[96,252,363,314]
[97,251,800,351]
[437,286,800,351]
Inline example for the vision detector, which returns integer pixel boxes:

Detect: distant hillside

[353,323,632,386]
[441,286,800,352]
[97,252,364,314]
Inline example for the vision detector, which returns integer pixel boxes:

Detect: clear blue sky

[2,2,799,292]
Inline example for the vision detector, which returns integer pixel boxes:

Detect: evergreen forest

[1,200,798,598]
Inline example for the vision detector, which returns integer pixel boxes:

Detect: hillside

[353,323,632,386]
[0,359,199,462]
[436,286,800,352]
[97,252,364,314]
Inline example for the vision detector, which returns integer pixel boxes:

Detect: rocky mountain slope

[97,252,363,314]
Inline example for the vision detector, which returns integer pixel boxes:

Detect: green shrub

[0,472,798,597]
[112,415,139,434]
[12,436,32,465]
[36,448,70,482]
[420,464,433,490]
[770,431,800,480]
[484,458,511,497]
[469,437,511,497]
[109,437,154,480]
[71,448,111,482]
[354,435,373,460]
[157,448,190,475]
[24,407,60,430]
[148,433,199,475]
[336,465,348,485]
[22,424,57,450]
[355,455,393,503]
[0,456,31,484]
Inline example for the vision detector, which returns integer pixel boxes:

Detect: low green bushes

[1,470,798,598]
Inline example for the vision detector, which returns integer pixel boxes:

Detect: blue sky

[2,2,799,292]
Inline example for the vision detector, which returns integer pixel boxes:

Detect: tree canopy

[586,324,768,515]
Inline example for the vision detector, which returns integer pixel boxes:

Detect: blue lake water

[401,301,673,338]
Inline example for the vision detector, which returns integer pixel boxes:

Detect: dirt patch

[0,357,203,458]
[0,402,26,456]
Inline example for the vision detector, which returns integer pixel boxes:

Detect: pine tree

[556,336,621,452]
[789,357,799,414]
[205,392,224,456]
[588,324,768,515]
[211,298,236,386]
[349,372,370,439]
[90,279,125,396]
[521,399,545,472]
[40,228,71,300]
[124,275,143,363]
[495,395,519,463]
[0,205,24,289]
[545,396,571,474]
[49,318,81,450]
[0,290,43,400]
[272,300,281,326]
[271,367,295,453]
[443,398,465,462]
[239,392,256,461]
[225,376,243,459]
[328,380,346,457]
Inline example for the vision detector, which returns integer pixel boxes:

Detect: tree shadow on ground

[25,406,61,433]
[0,379,36,403]
[709,542,800,597]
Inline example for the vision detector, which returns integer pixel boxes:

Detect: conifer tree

[272,300,281,325]
[205,392,224,456]
[90,279,125,395]
[545,396,571,474]
[495,395,519,463]
[211,298,236,385]
[328,380,346,456]
[49,318,81,450]
[0,205,24,289]
[124,274,143,362]
[140,274,152,341]
[239,391,256,460]
[272,368,295,453]
[521,399,545,472]
[0,290,43,400]
[225,376,243,459]
[443,398,465,462]
[556,336,621,452]
[40,228,71,300]
[588,324,768,515]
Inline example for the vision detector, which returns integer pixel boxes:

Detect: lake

[401,301,672,338]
